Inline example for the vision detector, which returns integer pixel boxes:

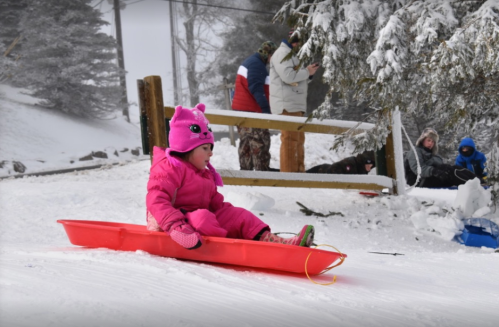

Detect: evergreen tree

[0,0,25,54]
[13,0,124,118]
[0,0,26,81]
[274,0,499,203]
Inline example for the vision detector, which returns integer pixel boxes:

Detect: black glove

[432,167,449,180]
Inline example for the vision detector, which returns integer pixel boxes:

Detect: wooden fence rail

[138,75,398,194]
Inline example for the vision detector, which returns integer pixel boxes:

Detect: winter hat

[415,127,439,154]
[356,151,376,167]
[458,137,476,157]
[258,41,277,62]
[168,103,214,152]
[165,103,223,186]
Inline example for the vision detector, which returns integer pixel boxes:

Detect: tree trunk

[113,0,129,122]
[182,0,200,106]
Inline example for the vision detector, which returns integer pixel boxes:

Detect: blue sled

[455,218,499,249]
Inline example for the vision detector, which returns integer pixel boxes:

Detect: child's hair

[171,143,215,161]
[169,150,190,160]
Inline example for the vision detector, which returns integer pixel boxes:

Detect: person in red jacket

[232,41,277,171]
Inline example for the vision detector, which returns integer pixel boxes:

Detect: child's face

[462,146,472,153]
[423,137,435,150]
[187,143,213,170]
[365,164,373,172]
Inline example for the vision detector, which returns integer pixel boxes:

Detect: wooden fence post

[137,79,149,155]
[144,76,167,160]
[374,112,398,195]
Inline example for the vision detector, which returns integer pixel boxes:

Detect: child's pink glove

[168,220,202,250]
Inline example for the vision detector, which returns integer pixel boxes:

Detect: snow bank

[454,178,491,217]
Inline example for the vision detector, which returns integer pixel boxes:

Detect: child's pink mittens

[169,221,202,250]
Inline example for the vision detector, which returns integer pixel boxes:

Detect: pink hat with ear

[166,103,223,186]
[168,103,214,152]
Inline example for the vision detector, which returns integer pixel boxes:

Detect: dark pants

[419,176,455,188]
[407,164,477,188]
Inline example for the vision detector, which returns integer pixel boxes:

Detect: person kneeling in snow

[404,128,477,188]
[146,103,314,250]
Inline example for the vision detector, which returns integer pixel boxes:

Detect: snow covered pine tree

[273,0,499,206]
[13,0,125,118]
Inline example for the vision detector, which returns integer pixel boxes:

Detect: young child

[455,137,487,181]
[146,103,315,250]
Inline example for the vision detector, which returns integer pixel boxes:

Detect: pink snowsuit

[146,146,269,239]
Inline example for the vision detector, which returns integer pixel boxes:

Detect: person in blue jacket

[455,137,487,181]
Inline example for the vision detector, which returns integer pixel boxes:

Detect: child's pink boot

[259,225,314,247]
[169,220,202,250]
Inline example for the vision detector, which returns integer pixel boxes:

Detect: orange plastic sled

[57,220,346,275]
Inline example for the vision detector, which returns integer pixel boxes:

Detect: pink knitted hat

[165,103,223,186]
[168,103,214,152]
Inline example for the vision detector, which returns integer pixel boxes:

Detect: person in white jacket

[269,30,319,172]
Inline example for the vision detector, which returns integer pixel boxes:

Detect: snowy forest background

[1,0,498,203]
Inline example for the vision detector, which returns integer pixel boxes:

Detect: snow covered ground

[1,85,498,327]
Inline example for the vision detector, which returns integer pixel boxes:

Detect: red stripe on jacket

[232,53,270,114]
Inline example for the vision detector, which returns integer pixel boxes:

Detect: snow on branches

[274,0,499,204]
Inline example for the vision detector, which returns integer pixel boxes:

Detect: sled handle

[305,244,346,286]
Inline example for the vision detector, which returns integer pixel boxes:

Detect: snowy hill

[0,84,498,327]
[0,84,145,176]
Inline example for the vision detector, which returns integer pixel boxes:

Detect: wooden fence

[138,75,398,194]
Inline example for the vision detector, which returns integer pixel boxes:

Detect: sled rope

[305,244,345,285]
[401,123,421,191]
